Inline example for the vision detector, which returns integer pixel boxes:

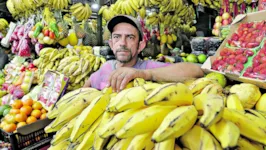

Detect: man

[84,15,204,92]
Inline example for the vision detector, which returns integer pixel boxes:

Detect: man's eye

[128,36,134,39]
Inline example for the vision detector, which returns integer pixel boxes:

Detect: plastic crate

[0,118,54,150]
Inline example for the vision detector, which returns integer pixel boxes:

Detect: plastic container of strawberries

[0,118,54,150]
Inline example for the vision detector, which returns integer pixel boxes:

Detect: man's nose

[119,36,127,46]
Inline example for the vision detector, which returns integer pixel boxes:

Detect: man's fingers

[110,72,120,92]
[116,73,125,92]
[120,74,133,90]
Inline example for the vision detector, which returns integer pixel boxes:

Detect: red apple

[222,19,230,26]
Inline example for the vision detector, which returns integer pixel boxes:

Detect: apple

[212,29,220,36]
[23,76,31,83]
[213,22,222,29]
[222,19,230,26]
[222,12,230,20]
[37,33,44,40]
[215,16,222,23]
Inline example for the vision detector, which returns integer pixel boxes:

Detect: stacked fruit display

[212,13,232,37]
[227,21,266,48]
[34,46,106,90]
[43,73,266,150]
[0,99,47,133]
[243,42,266,80]
[211,48,254,75]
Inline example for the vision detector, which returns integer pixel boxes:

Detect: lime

[182,57,187,62]
[186,54,198,63]
[197,54,207,64]
[0,105,9,116]
[205,72,227,88]
[3,108,11,117]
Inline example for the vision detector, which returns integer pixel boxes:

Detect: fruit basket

[0,118,54,150]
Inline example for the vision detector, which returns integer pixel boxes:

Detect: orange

[12,100,23,109]
[26,116,37,124]
[10,109,20,114]
[40,113,46,120]
[41,108,47,114]
[17,122,27,128]
[22,99,33,106]
[3,123,16,132]
[15,113,27,122]
[32,102,43,110]
[31,110,41,119]
[0,120,8,128]
[20,106,32,116]
[5,114,16,124]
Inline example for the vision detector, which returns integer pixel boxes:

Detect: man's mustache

[116,47,130,52]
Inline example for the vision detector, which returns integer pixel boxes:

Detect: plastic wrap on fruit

[17,25,25,39]
[18,38,31,57]
[1,94,11,105]
[11,40,19,54]
[35,42,44,56]
[49,22,59,38]
[33,22,43,38]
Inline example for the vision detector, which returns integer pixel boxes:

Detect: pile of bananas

[0,19,9,33]
[45,74,266,150]
[70,2,92,22]
[33,46,106,90]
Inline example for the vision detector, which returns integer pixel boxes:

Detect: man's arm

[143,62,204,82]
[108,62,204,92]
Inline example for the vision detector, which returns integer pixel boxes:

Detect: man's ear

[137,40,146,54]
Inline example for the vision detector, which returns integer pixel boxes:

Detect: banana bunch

[0,19,9,32]
[47,0,69,10]
[98,5,117,21]
[146,12,160,26]
[34,46,106,90]
[6,0,45,18]
[160,34,177,45]
[191,0,220,9]
[70,2,92,21]
[47,74,266,150]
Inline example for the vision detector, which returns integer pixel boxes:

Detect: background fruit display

[43,72,266,150]
[212,12,232,37]
[34,46,106,90]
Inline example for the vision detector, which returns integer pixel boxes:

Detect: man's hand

[107,67,150,92]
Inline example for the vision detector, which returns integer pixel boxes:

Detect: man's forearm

[142,63,204,82]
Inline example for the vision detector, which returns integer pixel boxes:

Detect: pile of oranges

[0,99,47,133]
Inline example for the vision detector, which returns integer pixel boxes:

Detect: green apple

[25,71,32,76]
[205,72,227,88]
[21,83,30,93]
[23,76,31,83]
[197,54,207,64]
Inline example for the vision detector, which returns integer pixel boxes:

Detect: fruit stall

[0,0,264,149]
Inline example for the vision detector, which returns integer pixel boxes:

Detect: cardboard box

[201,10,266,89]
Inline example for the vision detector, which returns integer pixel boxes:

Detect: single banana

[152,105,198,142]
[76,114,103,150]
[106,136,119,150]
[188,77,218,95]
[200,94,224,128]
[209,119,240,149]
[180,125,222,150]
[111,137,134,150]
[127,132,154,150]
[238,136,264,150]
[226,94,244,111]
[154,138,175,150]
[48,138,71,150]
[108,83,160,112]
[115,105,176,139]
[70,94,109,142]
[223,108,266,145]
[51,116,78,146]
[98,108,141,138]
[144,83,193,106]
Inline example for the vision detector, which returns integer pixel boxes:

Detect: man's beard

[115,47,133,63]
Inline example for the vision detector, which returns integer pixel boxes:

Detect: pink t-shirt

[90,59,171,90]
